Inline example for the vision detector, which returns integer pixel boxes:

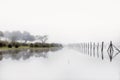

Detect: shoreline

[0,46,63,52]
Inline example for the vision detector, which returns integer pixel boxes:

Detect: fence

[71,41,120,62]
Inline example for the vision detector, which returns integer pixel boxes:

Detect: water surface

[0,47,119,80]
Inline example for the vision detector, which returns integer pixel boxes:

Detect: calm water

[0,47,120,80]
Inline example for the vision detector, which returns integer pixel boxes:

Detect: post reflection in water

[0,47,62,61]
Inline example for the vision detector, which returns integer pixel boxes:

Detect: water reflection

[0,47,62,61]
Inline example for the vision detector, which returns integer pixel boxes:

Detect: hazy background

[0,0,120,43]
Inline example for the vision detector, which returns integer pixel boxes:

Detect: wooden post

[88,43,89,55]
[83,43,84,53]
[90,42,92,56]
[107,41,114,62]
[85,43,87,54]
[82,43,83,53]
[101,42,104,60]
[97,43,99,58]
[80,43,81,52]
[93,43,95,57]
[84,43,85,54]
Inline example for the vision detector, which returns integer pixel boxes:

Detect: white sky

[0,0,120,43]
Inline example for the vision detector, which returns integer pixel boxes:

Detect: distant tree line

[0,31,62,48]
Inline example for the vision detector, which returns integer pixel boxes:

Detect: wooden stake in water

[101,42,104,60]
[107,41,114,62]
[93,43,95,57]
[85,43,87,54]
[90,42,92,56]
[97,43,99,58]
[88,43,89,55]
[84,43,86,54]
[81,43,82,53]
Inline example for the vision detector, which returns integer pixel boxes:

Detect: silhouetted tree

[4,31,22,42]
[22,31,35,43]
[36,35,48,43]
[10,31,22,42]
[3,31,11,41]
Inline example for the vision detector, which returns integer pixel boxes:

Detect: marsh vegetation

[0,31,63,51]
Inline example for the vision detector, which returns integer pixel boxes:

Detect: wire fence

[69,41,120,62]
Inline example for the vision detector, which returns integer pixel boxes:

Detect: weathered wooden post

[97,43,99,58]
[82,43,83,53]
[83,43,84,53]
[83,43,85,53]
[90,42,92,56]
[84,43,86,54]
[84,43,85,54]
[101,42,104,60]
[107,41,114,62]
[81,43,83,53]
[85,43,87,54]
[93,42,95,57]
[80,43,82,52]
[81,43,82,52]
[88,43,89,55]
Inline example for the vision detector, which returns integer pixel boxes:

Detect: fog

[0,47,120,80]
[0,0,120,80]
[0,0,120,43]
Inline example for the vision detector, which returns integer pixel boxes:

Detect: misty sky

[0,0,120,43]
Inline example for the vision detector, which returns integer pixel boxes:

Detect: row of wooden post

[78,42,104,60]
[78,41,120,62]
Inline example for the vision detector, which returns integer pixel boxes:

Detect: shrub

[15,44,19,48]
[30,43,34,47]
[0,41,8,47]
[34,43,39,47]
[0,43,3,47]
[42,43,50,47]
[8,44,12,48]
